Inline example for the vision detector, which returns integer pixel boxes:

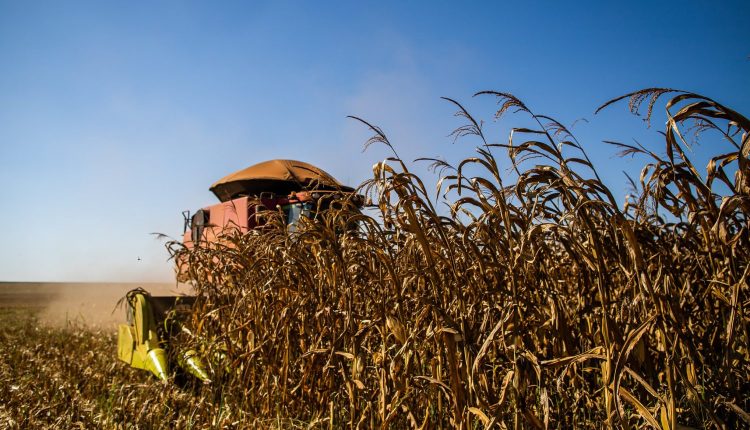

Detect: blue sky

[0,1,747,282]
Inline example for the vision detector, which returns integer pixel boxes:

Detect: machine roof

[209,159,354,202]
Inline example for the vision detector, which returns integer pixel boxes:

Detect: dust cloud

[0,282,195,329]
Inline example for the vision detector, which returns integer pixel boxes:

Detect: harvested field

[0,307,257,429]
[0,282,189,327]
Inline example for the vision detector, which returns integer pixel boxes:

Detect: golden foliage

[170,89,750,428]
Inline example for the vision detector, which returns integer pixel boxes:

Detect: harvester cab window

[282,202,313,232]
[191,209,209,244]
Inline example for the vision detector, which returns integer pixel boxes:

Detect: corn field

[168,89,750,429]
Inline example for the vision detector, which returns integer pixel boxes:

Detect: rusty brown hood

[209,159,353,202]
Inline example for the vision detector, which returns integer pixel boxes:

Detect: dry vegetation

[172,89,750,429]
[2,89,748,429]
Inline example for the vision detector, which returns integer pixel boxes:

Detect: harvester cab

[117,160,360,382]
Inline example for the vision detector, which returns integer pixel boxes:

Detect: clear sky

[1,1,747,282]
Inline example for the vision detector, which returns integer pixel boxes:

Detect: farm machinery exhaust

[117,160,361,382]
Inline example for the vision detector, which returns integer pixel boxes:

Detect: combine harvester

[117,160,360,382]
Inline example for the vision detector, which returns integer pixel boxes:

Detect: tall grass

[169,89,749,429]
